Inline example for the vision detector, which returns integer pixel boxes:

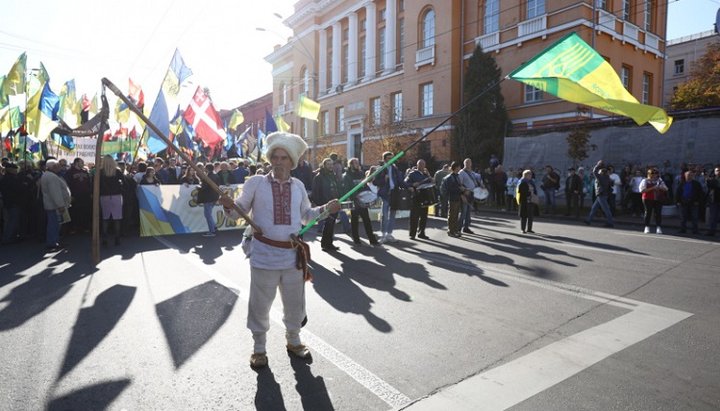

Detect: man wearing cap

[584,160,614,228]
[220,132,341,369]
[564,167,582,218]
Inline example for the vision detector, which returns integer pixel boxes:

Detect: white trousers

[248,266,306,353]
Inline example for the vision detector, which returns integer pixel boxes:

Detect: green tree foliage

[453,45,508,168]
[566,128,596,166]
[671,42,720,109]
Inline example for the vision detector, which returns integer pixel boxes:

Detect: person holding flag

[219,132,341,369]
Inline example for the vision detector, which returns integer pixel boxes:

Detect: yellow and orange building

[265,0,668,166]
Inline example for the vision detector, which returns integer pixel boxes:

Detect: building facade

[663,30,719,108]
[265,0,668,167]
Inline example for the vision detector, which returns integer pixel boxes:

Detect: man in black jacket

[706,166,720,236]
[565,167,582,218]
[676,169,705,234]
[584,160,614,227]
[313,158,341,251]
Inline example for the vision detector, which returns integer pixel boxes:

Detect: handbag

[530,192,541,205]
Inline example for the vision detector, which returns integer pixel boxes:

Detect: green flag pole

[297,76,507,237]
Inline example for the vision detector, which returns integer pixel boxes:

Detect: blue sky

[0,0,717,112]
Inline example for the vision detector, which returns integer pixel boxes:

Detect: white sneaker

[644,226,651,234]
[385,234,397,243]
[378,234,387,244]
[656,227,663,234]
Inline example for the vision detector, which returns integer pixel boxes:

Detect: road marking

[391,247,694,411]
[615,230,720,245]
[154,236,412,409]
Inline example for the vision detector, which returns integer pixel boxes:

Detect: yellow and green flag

[297,95,320,121]
[0,52,27,108]
[228,109,244,130]
[274,115,290,132]
[509,32,672,134]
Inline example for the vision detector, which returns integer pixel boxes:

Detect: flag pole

[91,93,110,265]
[102,78,263,234]
[297,76,507,236]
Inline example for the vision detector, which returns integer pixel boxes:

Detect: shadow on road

[155,280,238,368]
[289,354,335,411]
[46,379,131,411]
[59,285,137,378]
[254,367,287,411]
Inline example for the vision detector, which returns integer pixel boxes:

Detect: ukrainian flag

[509,32,672,134]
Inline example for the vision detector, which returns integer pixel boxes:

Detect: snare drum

[415,183,438,207]
[390,188,413,210]
[473,187,489,201]
[355,190,379,208]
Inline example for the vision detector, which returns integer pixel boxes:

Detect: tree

[566,128,596,166]
[365,100,420,161]
[453,45,508,168]
[671,42,720,109]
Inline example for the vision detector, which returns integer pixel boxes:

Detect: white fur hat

[264,132,308,170]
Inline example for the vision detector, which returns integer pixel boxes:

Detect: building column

[364,1,377,81]
[331,21,342,91]
[318,28,328,95]
[347,12,358,85]
[383,0,397,74]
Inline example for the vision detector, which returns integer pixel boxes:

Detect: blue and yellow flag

[0,52,27,108]
[509,32,672,134]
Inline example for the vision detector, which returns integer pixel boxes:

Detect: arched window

[300,67,310,97]
[421,8,435,48]
[281,82,288,106]
[485,0,499,34]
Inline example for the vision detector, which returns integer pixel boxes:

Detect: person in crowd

[639,167,668,234]
[217,161,236,185]
[607,165,622,216]
[620,164,633,211]
[433,163,450,218]
[0,163,22,244]
[157,157,181,184]
[139,166,161,185]
[98,155,125,246]
[457,158,480,234]
[564,167,582,218]
[405,159,433,240]
[705,166,720,236]
[374,151,406,243]
[230,159,250,184]
[313,158,341,252]
[584,160,614,228]
[506,169,520,212]
[517,169,537,234]
[676,169,704,234]
[220,132,341,369]
[180,167,200,185]
[118,161,139,238]
[579,166,592,210]
[197,163,222,237]
[541,165,560,214]
[441,161,464,237]
[133,161,147,184]
[39,159,71,251]
[628,169,645,217]
[342,157,379,246]
[64,158,92,233]
[492,164,508,210]
[291,155,314,195]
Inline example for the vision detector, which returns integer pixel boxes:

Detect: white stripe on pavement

[154,236,412,409]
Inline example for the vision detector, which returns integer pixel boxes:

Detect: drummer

[405,159,433,240]
[342,158,380,246]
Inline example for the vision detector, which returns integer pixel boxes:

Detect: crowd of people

[0,151,718,252]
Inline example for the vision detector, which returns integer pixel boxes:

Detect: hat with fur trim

[264,132,307,170]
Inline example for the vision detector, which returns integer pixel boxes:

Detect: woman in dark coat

[517,169,537,234]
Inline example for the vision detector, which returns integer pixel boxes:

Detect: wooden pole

[91,93,110,265]
[101,78,263,234]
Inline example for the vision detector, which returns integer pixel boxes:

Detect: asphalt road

[1,214,718,411]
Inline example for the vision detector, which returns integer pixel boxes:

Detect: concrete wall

[503,116,720,173]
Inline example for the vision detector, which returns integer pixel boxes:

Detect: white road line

[403,303,692,411]
[615,230,720,245]
[154,237,412,409]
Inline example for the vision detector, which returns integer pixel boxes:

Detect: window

[674,59,684,75]
[621,65,632,91]
[623,0,632,21]
[421,8,435,48]
[379,8,386,21]
[360,36,366,77]
[378,29,385,72]
[527,0,545,19]
[342,43,349,83]
[524,84,543,103]
[485,0,499,34]
[370,97,381,126]
[301,68,309,96]
[644,0,653,31]
[399,0,404,11]
[336,106,345,133]
[420,83,433,117]
[280,83,288,105]
[360,18,366,32]
[398,18,405,64]
[596,0,608,11]
[320,111,329,136]
[642,72,652,104]
[392,92,403,122]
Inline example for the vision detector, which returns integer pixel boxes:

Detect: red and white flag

[183,86,225,149]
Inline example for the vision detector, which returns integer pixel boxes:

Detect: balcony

[476,32,499,51]
[645,33,660,52]
[415,45,435,69]
[597,9,616,31]
[623,21,639,42]
[518,15,547,37]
